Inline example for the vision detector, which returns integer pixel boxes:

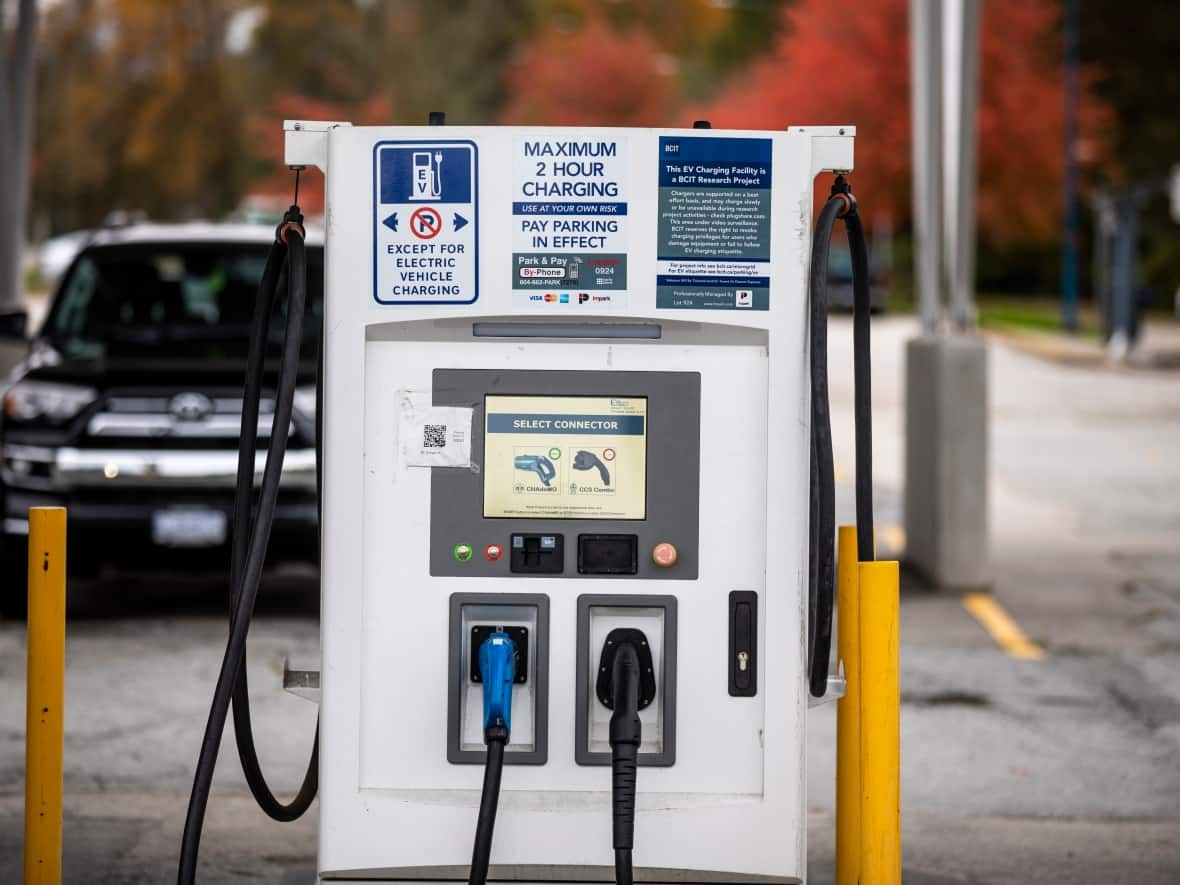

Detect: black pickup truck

[0,223,322,616]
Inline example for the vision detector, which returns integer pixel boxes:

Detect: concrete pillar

[903,336,989,589]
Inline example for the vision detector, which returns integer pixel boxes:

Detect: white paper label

[398,390,472,468]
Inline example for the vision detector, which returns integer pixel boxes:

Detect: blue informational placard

[372,140,479,305]
[655,136,773,311]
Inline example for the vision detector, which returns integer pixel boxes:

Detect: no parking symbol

[411,207,442,239]
[373,140,479,304]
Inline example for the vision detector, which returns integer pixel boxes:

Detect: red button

[484,544,503,562]
[652,542,678,568]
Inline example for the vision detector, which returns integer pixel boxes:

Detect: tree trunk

[0,0,39,313]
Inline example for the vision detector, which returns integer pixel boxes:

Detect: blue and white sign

[655,136,772,311]
[373,140,478,305]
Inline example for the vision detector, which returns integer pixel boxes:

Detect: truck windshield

[44,242,323,360]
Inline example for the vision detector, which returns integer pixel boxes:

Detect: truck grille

[86,395,296,448]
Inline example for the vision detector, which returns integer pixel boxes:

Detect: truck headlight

[3,380,97,424]
[293,385,317,422]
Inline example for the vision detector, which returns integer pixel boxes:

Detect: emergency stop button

[652,542,678,568]
[484,544,503,562]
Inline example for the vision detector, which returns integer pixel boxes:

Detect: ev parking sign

[373,140,479,305]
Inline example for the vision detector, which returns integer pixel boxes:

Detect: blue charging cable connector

[478,632,517,739]
[469,632,517,885]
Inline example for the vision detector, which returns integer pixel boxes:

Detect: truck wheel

[0,540,28,620]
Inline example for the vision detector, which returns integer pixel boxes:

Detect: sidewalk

[983,318,1180,371]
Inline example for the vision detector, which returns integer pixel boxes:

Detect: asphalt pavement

[1,316,1179,883]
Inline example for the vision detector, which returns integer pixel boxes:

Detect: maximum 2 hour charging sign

[373,140,478,305]
[510,135,628,307]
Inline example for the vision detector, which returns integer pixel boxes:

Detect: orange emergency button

[652,542,678,568]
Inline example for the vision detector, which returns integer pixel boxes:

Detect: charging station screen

[483,395,647,519]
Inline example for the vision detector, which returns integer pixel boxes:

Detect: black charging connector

[598,628,653,885]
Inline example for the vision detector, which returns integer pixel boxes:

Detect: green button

[453,544,473,562]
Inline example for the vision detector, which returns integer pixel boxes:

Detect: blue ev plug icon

[514,454,556,486]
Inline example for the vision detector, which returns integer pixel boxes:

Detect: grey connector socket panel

[448,593,550,765]
[575,594,677,766]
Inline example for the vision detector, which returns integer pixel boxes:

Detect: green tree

[1082,0,1180,182]
[518,0,779,105]
[367,0,529,124]
[33,0,254,230]
[249,1,377,107]
[1081,0,1180,296]
[247,0,528,126]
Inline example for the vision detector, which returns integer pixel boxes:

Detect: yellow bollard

[835,526,860,885]
[859,559,900,885]
[24,507,67,885]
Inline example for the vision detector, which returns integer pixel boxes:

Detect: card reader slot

[578,534,639,575]
[510,533,564,574]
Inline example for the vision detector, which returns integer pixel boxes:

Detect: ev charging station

[306,120,851,883]
[181,120,887,885]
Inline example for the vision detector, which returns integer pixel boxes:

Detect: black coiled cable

[227,220,320,823]
[808,177,874,698]
[179,208,319,882]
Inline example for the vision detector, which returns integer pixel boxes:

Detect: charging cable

[469,632,517,885]
[608,642,642,885]
[596,628,654,885]
[178,203,319,883]
[807,176,875,698]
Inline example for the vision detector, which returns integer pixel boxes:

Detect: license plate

[151,509,227,548]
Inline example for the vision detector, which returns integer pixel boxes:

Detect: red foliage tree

[500,18,677,127]
[700,0,1104,246]
[246,93,392,217]
[699,0,911,231]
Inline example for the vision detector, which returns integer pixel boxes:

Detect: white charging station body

[289,122,855,884]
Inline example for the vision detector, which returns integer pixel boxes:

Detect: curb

[983,327,1180,371]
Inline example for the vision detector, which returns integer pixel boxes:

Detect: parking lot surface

[2,317,1179,883]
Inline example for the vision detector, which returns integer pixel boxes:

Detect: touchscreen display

[482,395,647,519]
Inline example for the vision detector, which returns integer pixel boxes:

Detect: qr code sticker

[422,424,447,449]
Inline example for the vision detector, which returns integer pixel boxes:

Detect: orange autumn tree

[500,17,679,126]
[701,0,1097,246]
[246,93,395,217]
